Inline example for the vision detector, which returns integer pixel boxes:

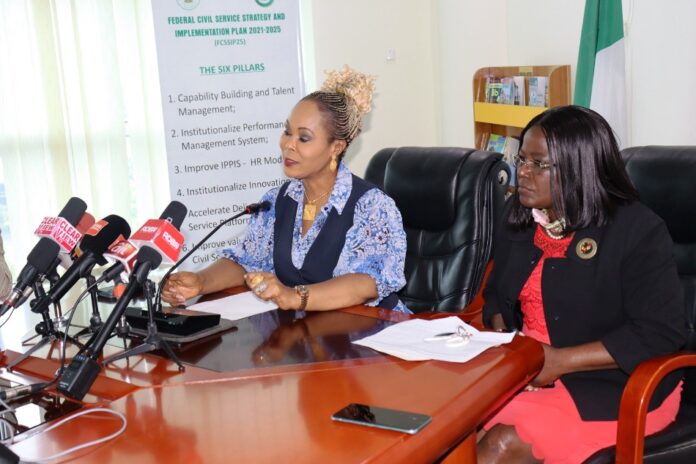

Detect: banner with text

[152,0,302,270]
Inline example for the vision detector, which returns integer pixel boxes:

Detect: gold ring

[254,281,268,294]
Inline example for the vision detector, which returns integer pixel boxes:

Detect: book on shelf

[486,134,506,153]
[484,75,527,105]
[499,78,514,104]
[477,131,491,151]
[527,76,548,107]
[485,134,519,186]
[501,136,520,164]
[502,136,520,187]
[512,76,525,106]
[485,77,502,103]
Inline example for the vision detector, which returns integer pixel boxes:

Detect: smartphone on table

[331,403,431,435]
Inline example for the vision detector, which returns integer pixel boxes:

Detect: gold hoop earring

[329,156,338,172]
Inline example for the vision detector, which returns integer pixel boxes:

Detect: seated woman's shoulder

[610,201,672,248]
[614,200,663,226]
[359,186,399,210]
[260,185,284,205]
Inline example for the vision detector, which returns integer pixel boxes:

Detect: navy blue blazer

[483,200,686,421]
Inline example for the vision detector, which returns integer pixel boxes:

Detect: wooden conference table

[0,292,543,463]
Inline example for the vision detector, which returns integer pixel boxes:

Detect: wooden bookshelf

[473,65,571,150]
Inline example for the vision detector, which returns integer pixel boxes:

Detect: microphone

[150,201,271,327]
[244,201,271,214]
[55,212,97,271]
[129,201,187,265]
[1,197,87,314]
[121,200,269,338]
[76,212,96,234]
[59,201,268,399]
[0,381,49,401]
[100,201,187,283]
[157,200,270,295]
[160,200,270,286]
[101,239,140,283]
[30,215,131,315]
[58,246,164,400]
[34,216,82,254]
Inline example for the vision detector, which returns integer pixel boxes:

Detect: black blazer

[483,200,686,421]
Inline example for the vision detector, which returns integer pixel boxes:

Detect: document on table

[353,316,516,363]
[187,291,277,321]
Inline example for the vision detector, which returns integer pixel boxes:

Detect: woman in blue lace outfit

[162,66,409,313]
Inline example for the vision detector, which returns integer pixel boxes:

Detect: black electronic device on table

[124,306,220,336]
[331,403,432,434]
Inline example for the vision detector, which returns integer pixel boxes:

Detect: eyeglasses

[423,325,472,347]
[512,154,554,174]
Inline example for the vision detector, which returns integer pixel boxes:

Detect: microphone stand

[101,279,183,369]
[153,202,270,316]
[94,203,266,365]
[119,203,269,344]
[103,206,267,365]
[8,280,85,371]
[72,274,104,338]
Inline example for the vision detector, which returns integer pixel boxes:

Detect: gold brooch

[576,238,598,260]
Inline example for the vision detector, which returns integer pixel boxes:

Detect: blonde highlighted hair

[301,65,376,157]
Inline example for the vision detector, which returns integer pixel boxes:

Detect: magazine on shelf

[477,131,491,151]
[502,137,519,187]
[499,77,514,104]
[485,77,502,103]
[502,137,519,164]
[528,76,548,107]
[486,134,506,153]
[512,76,526,106]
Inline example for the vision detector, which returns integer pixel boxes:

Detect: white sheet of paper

[187,291,277,321]
[352,316,515,363]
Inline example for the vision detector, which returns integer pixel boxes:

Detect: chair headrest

[622,146,696,274]
[381,147,474,231]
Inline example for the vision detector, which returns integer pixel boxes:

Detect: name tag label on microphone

[131,219,184,264]
[34,216,82,252]
[104,240,140,280]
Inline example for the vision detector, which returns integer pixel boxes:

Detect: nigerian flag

[574,0,627,147]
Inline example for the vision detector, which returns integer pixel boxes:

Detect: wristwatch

[294,284,309,311]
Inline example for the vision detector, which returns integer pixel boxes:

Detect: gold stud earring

[329,156,337,172]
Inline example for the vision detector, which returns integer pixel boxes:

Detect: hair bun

[320,65,376,116]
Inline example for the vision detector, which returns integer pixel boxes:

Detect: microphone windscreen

[159,201,187,229]
[26,238,61,273]
[113,283,126,299]
[80,215,132,256]
[136,245,163,269]
[76,212,96,235]
[246,201,271,214]
[58,197,88,226]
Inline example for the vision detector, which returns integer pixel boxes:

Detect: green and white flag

[574,0,627,146]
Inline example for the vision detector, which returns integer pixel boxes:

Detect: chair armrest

[616,352,696,464]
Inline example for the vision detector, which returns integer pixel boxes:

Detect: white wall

[304,0,439,176]
[625,0,696,146]
[505,0,584,97]
[434,0,508,148]
[306,0,696,158]
[504,0,696,147]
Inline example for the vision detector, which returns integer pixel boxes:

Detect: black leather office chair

[364,147,509,313]
[585,146,696,463]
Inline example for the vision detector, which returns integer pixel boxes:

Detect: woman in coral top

[479,105,686,463]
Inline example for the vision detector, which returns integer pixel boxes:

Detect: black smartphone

[331,403,431,434]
